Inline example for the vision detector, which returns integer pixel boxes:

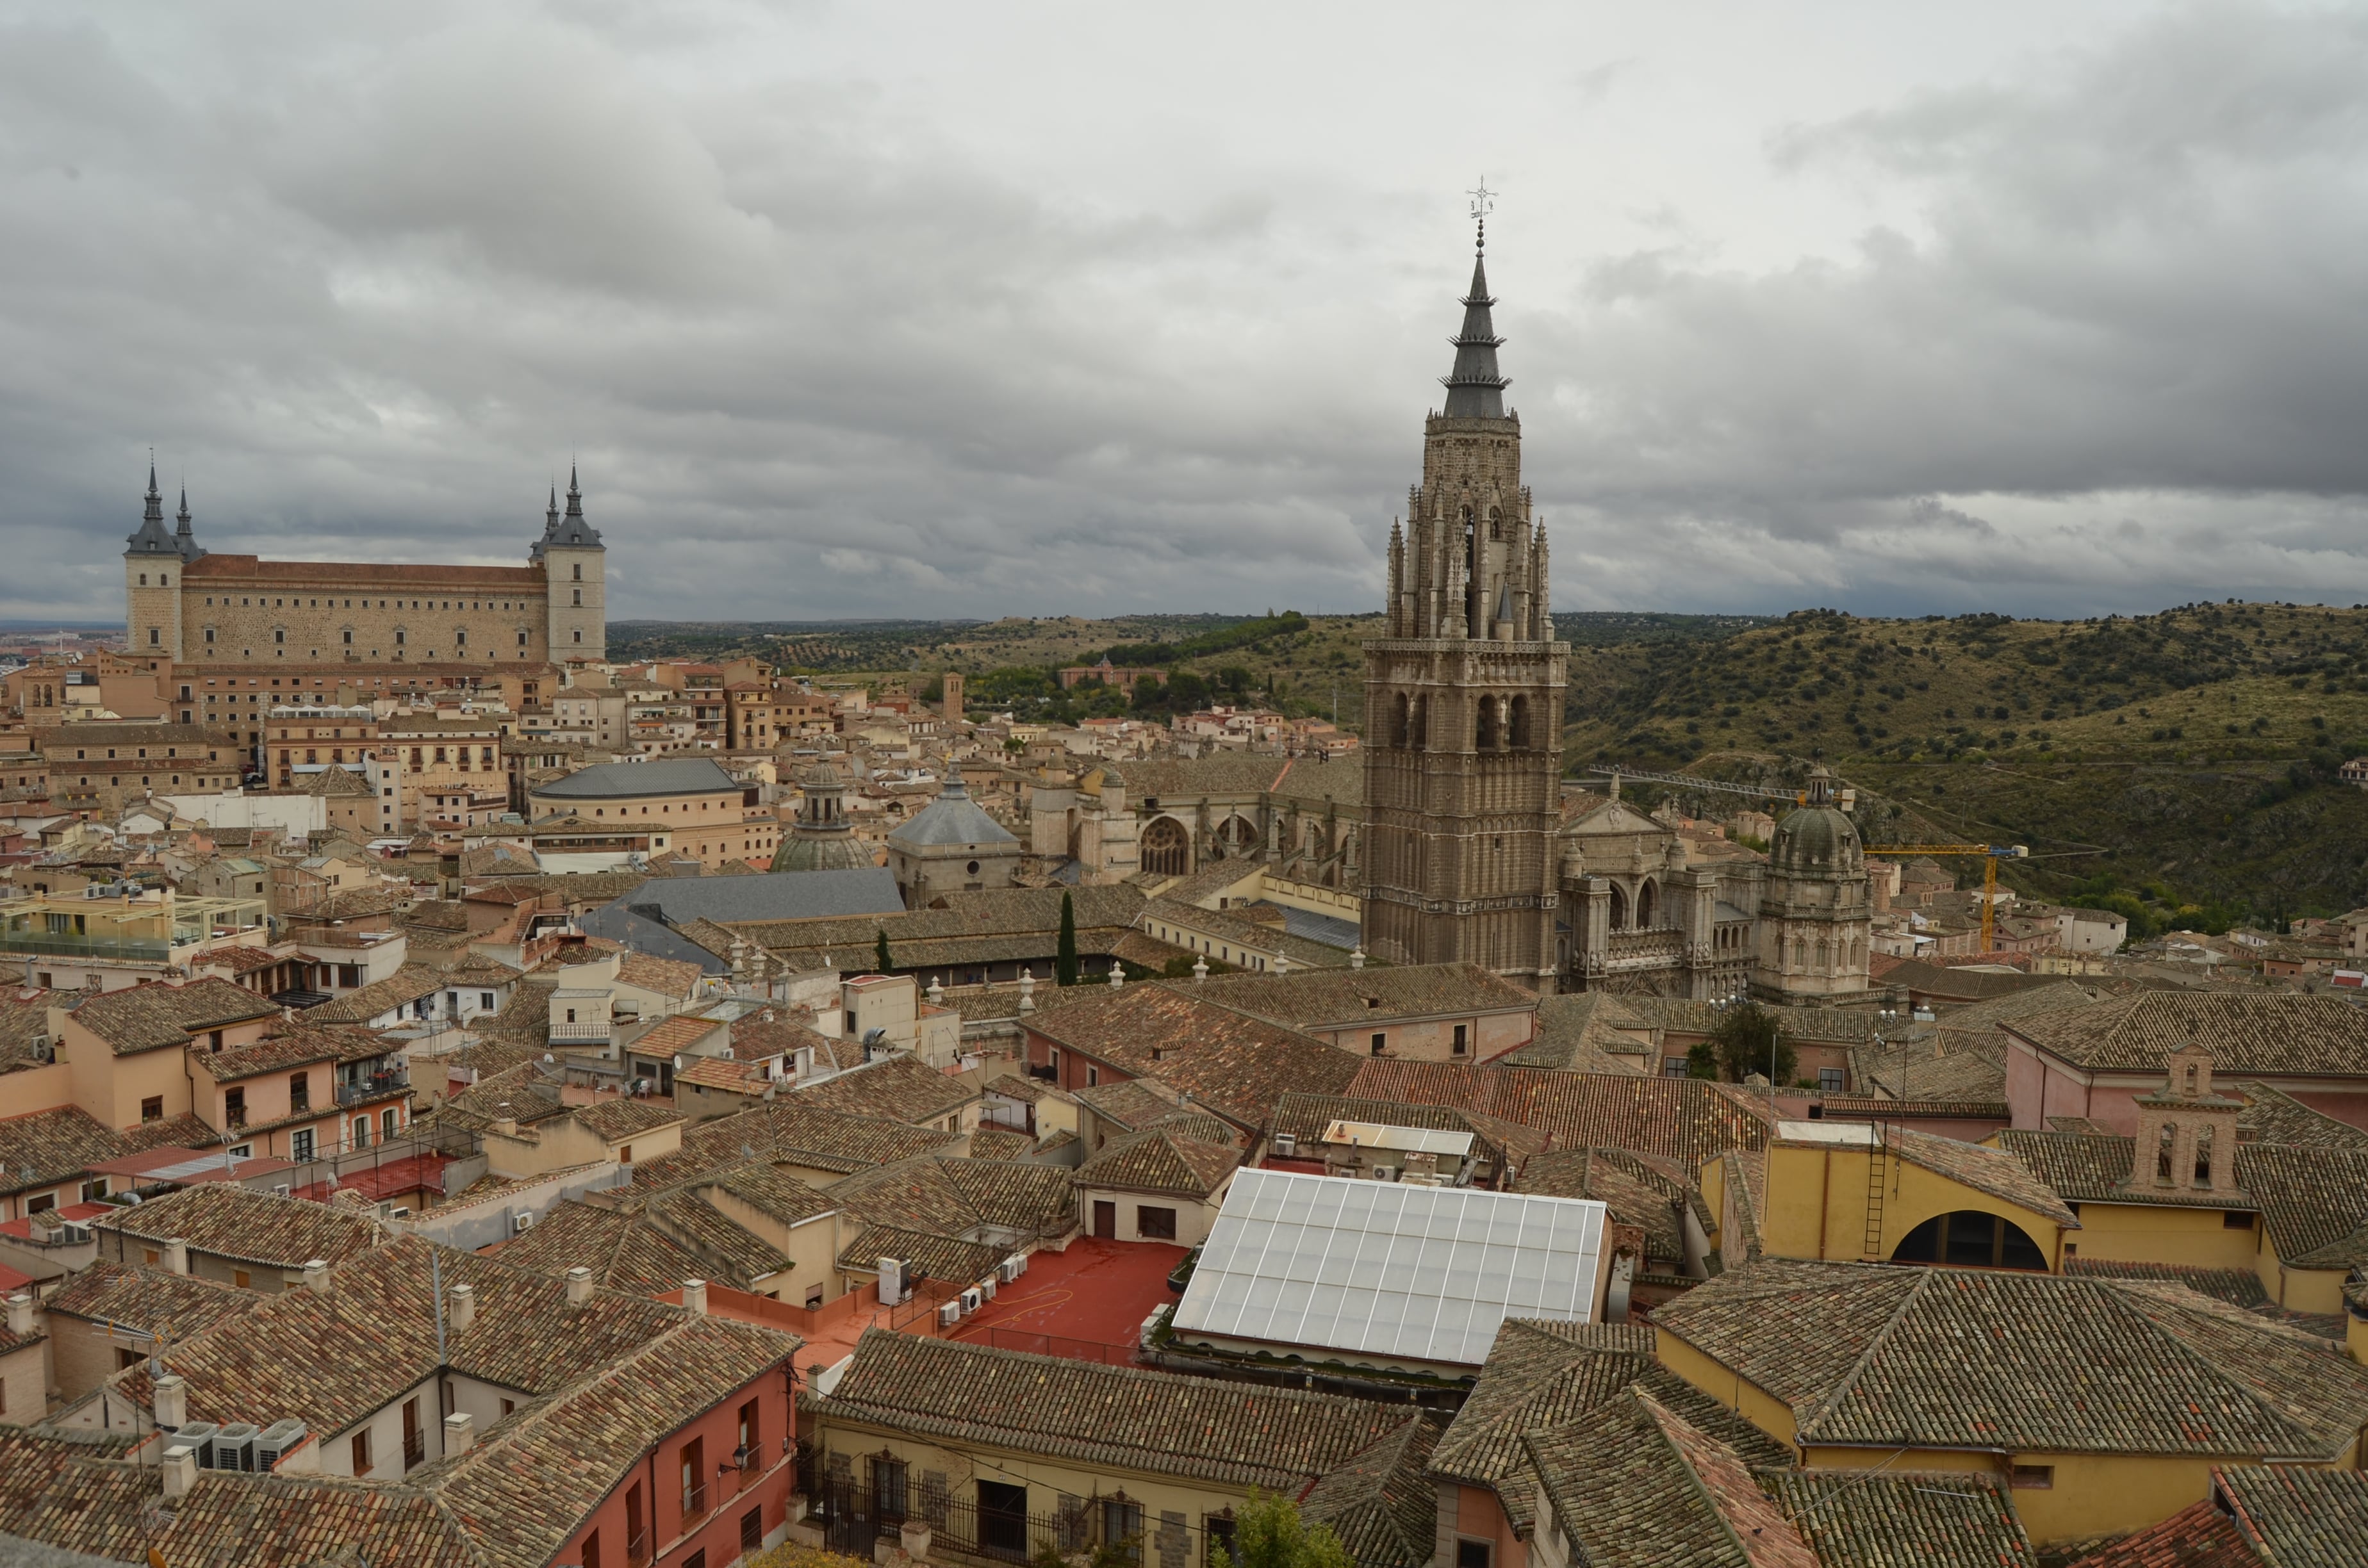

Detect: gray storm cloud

[2,2,2366,623]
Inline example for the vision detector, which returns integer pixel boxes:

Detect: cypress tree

[875,928,892,975]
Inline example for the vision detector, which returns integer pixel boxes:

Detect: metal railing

[337,1071,409,1106]
[965,1327,1137,1367]
[0,932,171,963]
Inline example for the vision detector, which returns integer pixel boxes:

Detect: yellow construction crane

[1867,843,2029,952]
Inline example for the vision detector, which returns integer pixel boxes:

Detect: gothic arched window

[1636,879,1657,928]
[1509,695,1529,750]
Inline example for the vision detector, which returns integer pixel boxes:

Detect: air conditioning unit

[388,1206,411,1220]
[511,1211,536,1234]
[1272,1133,1297,1157]
[211,1422,261,1473]
[1370,1165,1399,1183]
[937,1300,962,1328]
[174,1423,221,1467]
[272,1184,291,1198]
[958,1287,983,1315]
[995,1256,1021,1285]
[978,1277,996,1302]
[59,1222,90,1244]
[1006,1251,1028,1279]
[255,1419,307,1470]
[878,1257,910,1307]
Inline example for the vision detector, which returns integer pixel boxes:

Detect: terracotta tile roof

[94,1182,384,1270]
[624,1011,725,1059]
[636,1099,960,1188]
[1502,991,1653,1072]
[1759,1470,2037,1568]
[814,1328,1413,1490]
[792,1052,976,1126]
[731,1009,835,1062]
[827,1154,1075,1244]
[68,977,276,1055]
[2232,1081,2368,1148]
[306,962,445,1023]
[1073,1127,1240,1198]
[120,1111,220,1154]
[2232,1143,2368,1270]
[0,1427,193,1564]
[1074,1077,1188,1131]
[835,1223,1007,1284]
[2215,1464,2368,1568]
[1861,1123,2080,1227]
[153,1470,474,1566]
[1297,1414,1443,1568]
[676,1053,772,1093]
[1651,1260,2368,1458]
[966,1127,1035,1161]
[2060,1498,2253,1568]
[2062,1257,2269,1309]
[0,1104,125,1198]
[983,1071,1054,1104]
[1430,1318,1784,1523]
[432,1061,571,1132]
[1850,1030,2010,1106]
[1192,963,1539,1033]
[1510,1148,1701,1262]
[571,1096,686,1144]
[1521,1389,1818,1568]
[2003,992,2368,1076]
[618,951,707,1002]
[1028,985,1363,1130]
[0,990,54,1075]
[491,1195,712,1293]
[1344,1061,1774,1166]
[1270,1092,1547,1169]
[191,1027,340,1082]
[45,1260,249,1341]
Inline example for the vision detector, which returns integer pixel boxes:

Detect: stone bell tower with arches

[1360,187,1567,990]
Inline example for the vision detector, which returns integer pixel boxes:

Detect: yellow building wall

[812,1414,1249,1550]
[2258,1231,2351,1315]
[1800,1446,2326,1546]
[1757,1142,2067,1268]
[62,1033,208,1132]
[2055,1201,2258,1271]
[1650,1330,1798,1448]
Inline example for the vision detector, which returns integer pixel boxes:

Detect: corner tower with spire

[124,460,204,667]
[1360,187,1569,990]
[537,464,607,662]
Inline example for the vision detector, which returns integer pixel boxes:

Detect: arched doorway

[1892,1211,2047,1270]
[1140,817,1189,878]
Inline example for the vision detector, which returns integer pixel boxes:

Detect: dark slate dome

[1770,767,1861,874]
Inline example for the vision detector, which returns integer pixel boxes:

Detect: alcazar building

[123,468,607,671]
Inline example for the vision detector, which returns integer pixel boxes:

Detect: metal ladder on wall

[1860,1119,1888,1262]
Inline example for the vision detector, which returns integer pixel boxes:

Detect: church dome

[771,833,875,874]
[887,765,1017,849]
[1769,767,1861,874]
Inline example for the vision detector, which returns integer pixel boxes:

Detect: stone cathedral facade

[1360,242,1568,991]
[1360,238,1871,1005]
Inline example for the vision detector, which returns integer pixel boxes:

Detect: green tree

[1684,1040,1718,1080]
[875,928,893,975]
[1055,890,1080,986]
[1710,1002,1794,1084]
[1211,1489,1354,1568]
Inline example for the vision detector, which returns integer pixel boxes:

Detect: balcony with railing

[338,1069,409,1106]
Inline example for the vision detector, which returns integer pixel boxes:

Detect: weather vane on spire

[1468,177,1496,252]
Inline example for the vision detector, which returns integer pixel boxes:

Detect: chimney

[682,1278,709,1316]
[493,1115,519,1138]
[565,1266,594,1307]
[3,1293,30,1338]
[161,1443,199,1498]
[153,1373,188,1429]
[163,1237,188,1275]
[302,1258,330,1294]
[443,1410,474,1455]
[448,1281,476,1332]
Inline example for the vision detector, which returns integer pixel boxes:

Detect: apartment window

[1456,1542,1492,1568]
[1370,1032,1386,1057]
[1451,1023,1468,1056]
[1101,1499,1143,1560]
[233,1269,252,1289]
[81,1177,108,1202]
[618,1145,633,1164]
[2010,1464,2054,1489]
[1086,1065,1098,1088]
[741,1508,762,1551]
[352,1116,370,1149]
[573,589,583,606]
[140,1095,163,1122]
[1137,1205,1178,1240]
[382,1107,400,1140]
[871,1455,907,1519]
[502,1398,515,1417]
[292,1129,315,1161]
[350,1430,372,1474]
[224,1087,246,1127]
[290,1072,311,1113]
[737,1398,759,1464]
[1818,1068,1846,1093]
[680,1435,707,1517]
[582,1529,601,1568]
[2224,1209,2255,1229]
[1663,1056,1690,1078]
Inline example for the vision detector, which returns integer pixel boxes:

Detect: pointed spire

[564,464,582,518]
[547,485,559,532]
[144,461,163,525]
[1440,250,1511,419]
[126,453,178,555]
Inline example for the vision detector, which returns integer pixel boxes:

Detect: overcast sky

[7,1,2368,625]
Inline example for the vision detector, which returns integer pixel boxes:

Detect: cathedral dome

[1769,767,1861,874]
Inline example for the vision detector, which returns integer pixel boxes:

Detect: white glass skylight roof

[1170,1167,1606,1367]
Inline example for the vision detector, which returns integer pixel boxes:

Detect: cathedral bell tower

[1360,192,1567,990]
